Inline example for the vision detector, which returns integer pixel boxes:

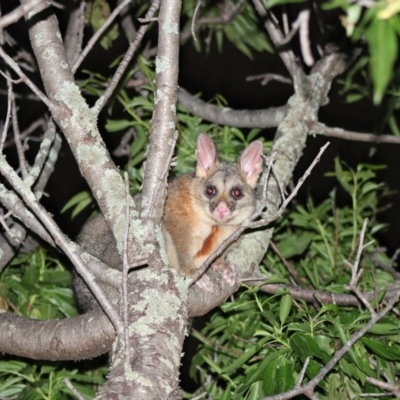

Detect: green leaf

[367,323,400,335]
[222,336,270,373]
[243,352,278,387]
[275,361,295,393]
[221,383,232,400]
[366,17,398,105]
[61,191,92,214]
[263,359,278,395]
[105,119,133,132]
[277,232,313,258]
[362,338,400,361]
[202,356,223,374]
[290,333,324,359]
[346,93,364,103]
[279,294,292,325]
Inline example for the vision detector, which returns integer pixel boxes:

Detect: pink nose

[216,201,229,219]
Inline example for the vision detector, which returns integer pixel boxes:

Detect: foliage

[0,249,107,398]
[187,160,399,399]
[0,248,76,319]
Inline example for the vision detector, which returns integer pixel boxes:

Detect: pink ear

[196,134,218,177]
[239,140,263,187]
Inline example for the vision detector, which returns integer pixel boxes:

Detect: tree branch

[140,0,181,218]
[178,88,286,128]
[0,0,46,30]
[310,121,400,144]
[0,309,115,360]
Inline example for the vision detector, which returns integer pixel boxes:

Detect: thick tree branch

[0,309,115,360]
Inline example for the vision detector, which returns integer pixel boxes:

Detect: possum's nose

[214,201,230,220]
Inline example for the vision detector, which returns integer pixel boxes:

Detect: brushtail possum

[74,134,263,311]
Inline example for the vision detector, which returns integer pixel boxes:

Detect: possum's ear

[239,141,264,188]
[195,134,219,178]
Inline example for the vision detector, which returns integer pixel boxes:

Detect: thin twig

[270,240,300,286]
[295,357,310,387]
[246,73,292,86]
[0,48,55,111]
[259,282,400,307]
[64,379,85,400]
[0,81,12,152]
[122,172,131,369]
[364,376,400,397]
[0,211,19,243]
[298,10,314,66]
[0,0,46,30]
[8,77,29,180]
[369,248,400,281]
[250,142,330,229]
[309,121,400,144]
[4,117,46,149]
[25,119,56,189]
[72,0,131,73]
[137,17,158,23]
[191,0,202,42]
[182,0,245,42]
[251,0,301,91]
[344,218,377,317]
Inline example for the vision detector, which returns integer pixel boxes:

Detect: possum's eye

[205,185,217,198]
[231,187,243,199]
